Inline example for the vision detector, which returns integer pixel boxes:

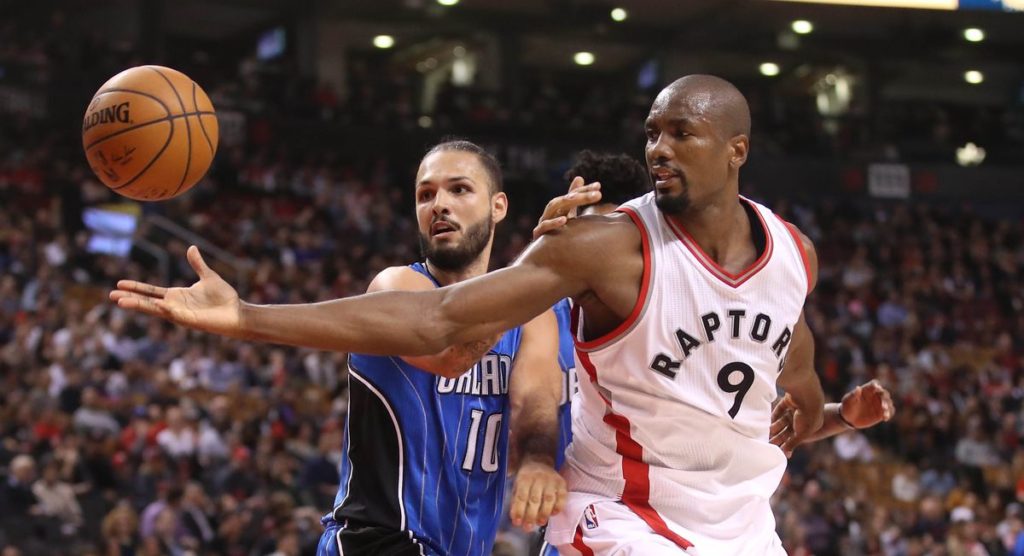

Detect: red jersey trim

[574,206,652,351]
[576,350,696,551]
[776,215,814,297]
[572,526,595,556]
[664,198,774,288]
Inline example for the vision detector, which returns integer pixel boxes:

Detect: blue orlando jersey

[330,262,523,556]
[553,299,578,470]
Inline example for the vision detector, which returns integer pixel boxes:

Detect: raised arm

[110,217,624,356]
[366,266,501,379]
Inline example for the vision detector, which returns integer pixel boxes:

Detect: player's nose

[647,131,674,163]
[430,190,453,215]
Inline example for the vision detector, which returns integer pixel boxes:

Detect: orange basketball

[82,65,219,201]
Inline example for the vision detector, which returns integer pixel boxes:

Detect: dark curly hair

[563,150,650,209]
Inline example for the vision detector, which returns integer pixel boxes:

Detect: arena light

[373,35,395,49]
[963,28,985,42]
[611,7,628,21]
[574,52,595,66]
[791,20,814,34]
[964,70,984,84]
[437,0,459,5]
[759,62,781,77]
[956,142,985,166]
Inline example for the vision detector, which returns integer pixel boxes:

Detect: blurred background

[1,0,1023,554]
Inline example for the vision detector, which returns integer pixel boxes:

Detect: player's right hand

[509,456,567,531]
[109,245,244,339]
[532,176,602,240]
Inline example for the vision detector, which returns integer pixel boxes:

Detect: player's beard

[655,187,691,216]
[418,214,493,271]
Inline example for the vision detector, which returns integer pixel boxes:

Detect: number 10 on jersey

[461,409,502,473]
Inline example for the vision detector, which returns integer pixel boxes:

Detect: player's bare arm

[773,227,825,456]
[771,380,894,448]
[506,308,566,531]
[367,266,501,379]
[110,215,642,357]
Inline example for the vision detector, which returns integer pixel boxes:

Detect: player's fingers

[114,280,167,298]
[521,477,547,528]
[115,293,171,319]
[532,217,568,240]
[882,389,895,421]
[534,478,564,525]
[769,414,790,439]
[566,175,585,193]
[780,434,801,457]
[187,245,213,279]
[770,425,792,448]
[509,482,527,526]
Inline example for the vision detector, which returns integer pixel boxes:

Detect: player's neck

[669,197,753,267]
[425,245,492,286]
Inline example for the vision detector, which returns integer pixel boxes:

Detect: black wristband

[838,404,858,430]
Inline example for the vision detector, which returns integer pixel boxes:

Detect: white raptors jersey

[548,193,812,555]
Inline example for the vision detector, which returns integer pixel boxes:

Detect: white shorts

[550,500,698,556]
[549,499,785,556]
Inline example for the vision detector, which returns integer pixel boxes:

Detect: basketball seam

[111,113,175,192]
[149,67,193,196]
[193,81,216,156]
[83,111,215,151]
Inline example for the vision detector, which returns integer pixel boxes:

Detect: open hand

[532,176,602,240]
[109,246,244,339]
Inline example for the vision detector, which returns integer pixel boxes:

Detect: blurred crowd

[3,7,1024,556]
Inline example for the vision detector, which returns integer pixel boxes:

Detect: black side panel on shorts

[334,372,404,532]
[338,523,424,556]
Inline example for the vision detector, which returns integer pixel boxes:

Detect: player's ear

[729,134,749,168]
[491,191,508,224]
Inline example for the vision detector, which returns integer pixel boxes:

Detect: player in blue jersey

[317,140,567,555]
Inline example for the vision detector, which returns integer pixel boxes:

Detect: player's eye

[418,191,434,202]
[645,128,658,141]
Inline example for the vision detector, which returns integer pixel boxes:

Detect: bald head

[654,74,751,140]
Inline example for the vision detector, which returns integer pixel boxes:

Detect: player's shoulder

[773,218,818,290]
[564,212,640,244]
[367,265,436,293]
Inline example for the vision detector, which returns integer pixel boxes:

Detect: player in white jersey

[111,75,826,555]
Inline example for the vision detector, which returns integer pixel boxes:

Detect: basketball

[82,65,219,201]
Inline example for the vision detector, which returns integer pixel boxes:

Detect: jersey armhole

[777,217,814,297]
[574,206,652,351]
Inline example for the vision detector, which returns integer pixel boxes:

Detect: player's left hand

[509,456,567,531]
[769,395,819,457]
[839,379,895,429]
[532,177,602,240]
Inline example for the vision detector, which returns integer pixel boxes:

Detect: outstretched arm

[367,266,501,379]
[110,218,619,356]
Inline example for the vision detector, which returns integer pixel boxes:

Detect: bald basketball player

[112,75,826,555]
